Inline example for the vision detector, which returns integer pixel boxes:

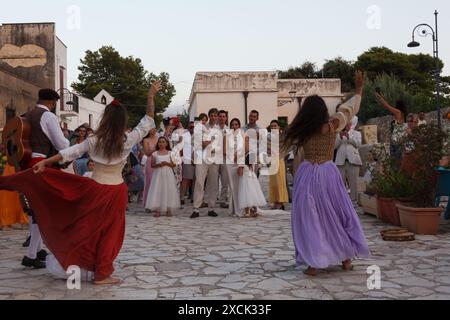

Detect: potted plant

[395,124,449,235]
[371,146,402,226]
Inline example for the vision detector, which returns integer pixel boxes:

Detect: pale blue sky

[2,0,449,108]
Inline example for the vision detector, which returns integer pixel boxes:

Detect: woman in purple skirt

[283,71,370,276]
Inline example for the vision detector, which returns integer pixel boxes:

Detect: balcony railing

[58,89,79,117]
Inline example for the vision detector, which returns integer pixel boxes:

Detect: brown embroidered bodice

[302,129,336,164]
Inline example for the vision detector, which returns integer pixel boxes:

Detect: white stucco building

[59,90,113,131]
[53,40,112,131]
[188,72,344,128]
[94,89,114,105]
[277,78,344,125]
[188,72,279,128]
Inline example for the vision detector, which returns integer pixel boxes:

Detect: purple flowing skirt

[292,161,370,269]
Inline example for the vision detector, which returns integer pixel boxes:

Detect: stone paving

[1,176,450,300]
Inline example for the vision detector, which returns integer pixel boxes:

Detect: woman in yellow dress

[0,163,28,228]
[268,120,289,210]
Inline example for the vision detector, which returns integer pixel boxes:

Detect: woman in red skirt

[0,82,161,285]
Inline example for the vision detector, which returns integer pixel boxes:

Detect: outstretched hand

[149,81,162,97]
[33,161,47,174]
[355,70,364,95]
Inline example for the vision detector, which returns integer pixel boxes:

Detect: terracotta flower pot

[395,198,415,207]
[396,204,443,235]
[376,197,401,226]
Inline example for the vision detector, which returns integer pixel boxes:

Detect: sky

[1,0,449,113]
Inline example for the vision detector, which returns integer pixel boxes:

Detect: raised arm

[331,70,364,132]
[147,81,162,118]
[126,82,161,148]
[375,92,403,122]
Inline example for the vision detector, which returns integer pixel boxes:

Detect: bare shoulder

[321,121,337,134]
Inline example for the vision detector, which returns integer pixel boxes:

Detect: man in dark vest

[21,89,70,269]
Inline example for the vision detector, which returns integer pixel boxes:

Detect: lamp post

[243,91,249,125]
[277,90,297,107]
[407,10,441,129]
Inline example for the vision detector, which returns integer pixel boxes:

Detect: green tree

[321,57,356,93]
[360,73,420,123]
[72,46,175,126]
[278,61,319,79]
[355,47,450,106]
[178,110,190,129]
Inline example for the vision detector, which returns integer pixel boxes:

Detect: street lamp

[278,90,297,107]
[56,88,78,114]
[407,10,441,129]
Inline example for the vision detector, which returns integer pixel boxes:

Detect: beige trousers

[338,161,360,203]
[219,164,230,203]
[194,164,220,209]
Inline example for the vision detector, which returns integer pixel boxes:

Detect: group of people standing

[138,108,289,219]
[0,70,375,283]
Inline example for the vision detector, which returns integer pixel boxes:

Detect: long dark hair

[230,118,241,128]
[282,95,329,151]
[396,100,408,122]
[155,136,172,151]
[95,102,128,161]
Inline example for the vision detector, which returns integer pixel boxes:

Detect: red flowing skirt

[0,168,128,281]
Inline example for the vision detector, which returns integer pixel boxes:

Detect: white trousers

[27,216,42,259]
[46,254,94,282]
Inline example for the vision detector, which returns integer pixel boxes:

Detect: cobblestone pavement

[1,176,450,300]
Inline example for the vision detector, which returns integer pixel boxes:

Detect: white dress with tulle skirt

[145,152,181,212]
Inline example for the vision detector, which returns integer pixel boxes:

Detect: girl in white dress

[145,136,180,217]
[238,153,267,217]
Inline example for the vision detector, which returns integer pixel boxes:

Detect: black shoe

[208,211,218,217]
[22,236,31,248]
[37,249,48,261]
[220,203,229,209]
[190,211,200,219]
[181,200,185,205]
[21,256,46,269]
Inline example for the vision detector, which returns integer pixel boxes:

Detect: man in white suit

[335,116,362,206]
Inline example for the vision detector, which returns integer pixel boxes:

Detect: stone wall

[0,23,56,128]
[365,107,450,144]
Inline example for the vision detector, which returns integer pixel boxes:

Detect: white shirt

[218,124,229,133]
[83,171,93,179]
[335,130,363,166]
[225,129,245,166]
[181,130,192,163]
[32,104,70,158]
[60,115,155,166]
[243,123,261,132]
